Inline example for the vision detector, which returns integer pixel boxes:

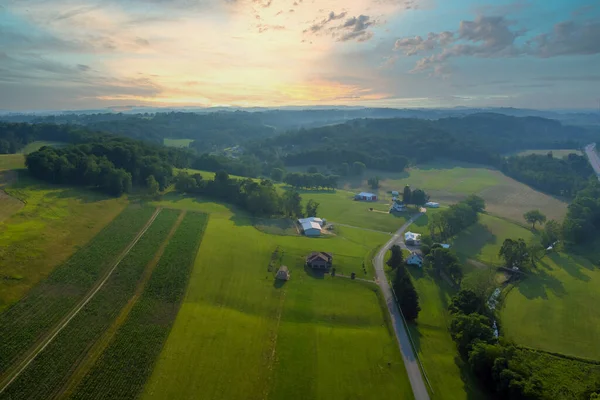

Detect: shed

[275,266,290,281]
[299,217,324,227]
[391,190,399,196]
[299,220,322,237]
[306,252,333,269]
[355,192,377,201]
[406,252,423,267]
[425,202,440,208]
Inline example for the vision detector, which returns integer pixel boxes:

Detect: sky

[0,0,599,110]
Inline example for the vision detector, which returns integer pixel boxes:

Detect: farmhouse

[406,252,423,267]
[425,202,440,208]
[404,231,421,246]
[390,202,406,212]
[354,192,377,201]
[298,218,323,237]
[275,266,290,281]
[306,252,333,269]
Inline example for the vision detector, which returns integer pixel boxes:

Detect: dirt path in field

[0,207,163,395]
[52,210,186,399]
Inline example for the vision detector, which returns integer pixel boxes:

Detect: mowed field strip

[142,195,414,400]
[0,206,165,396]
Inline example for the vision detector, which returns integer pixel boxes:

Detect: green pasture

[163,138,194,148]
[0,154,25,170]
[406,267,486,400]
[0,175,127,310]
[501,252,600,360]
[143,193,412,400]
[19,141,67,154]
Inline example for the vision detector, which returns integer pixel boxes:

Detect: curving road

[584,143,600,181]
[373,213,430,400]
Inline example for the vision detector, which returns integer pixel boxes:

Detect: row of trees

[174,170,317,218]
[427,195,485,241]
[283,172,339,190]
[387,245,421,321]
[402,185,429,208]
[422,244,463,285]
[563,180,600,244]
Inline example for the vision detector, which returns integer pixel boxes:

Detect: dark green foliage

[392,265,420,321]
[540,220,561,247]
[502,153,593,197]
[283,172,338,190]
[410,189,428,207]
[403,186,412,205]
[351,161,366,176]
[449,313,495,356]
[424,246,463,284]
[0,209,180,399]
[429,198,483,241]
[464,194,486,213]
[307,166,318,174]
[449,289,486,315]
[524,210,547,229]
[563,181,600,244]
[0,206,156,375]
[270,167,285,182]
[367,176,380,190]
[499,238,529,269]
[305,199,319,217]
[386,244,404,269]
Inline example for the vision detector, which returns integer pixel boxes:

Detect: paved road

[373,213,430,400]
[0,208,162,395]
[584,143,600,181]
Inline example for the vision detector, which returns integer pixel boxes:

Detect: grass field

[501,252,600,360]
[0,154,25,171]
[0,175,128,311]
[163,138,194,148]
[405,267,486,400]
[512,149,583,158]
[141,193,413,400]
[19,141,67,154]
[298,161,568,223]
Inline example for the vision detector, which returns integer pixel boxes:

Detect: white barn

[298,218,322,236]
[404,231,421,246]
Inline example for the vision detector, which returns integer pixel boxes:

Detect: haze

[1,0,599,110]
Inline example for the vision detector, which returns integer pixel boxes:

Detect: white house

[404,231,421,246]
[299,219,322,237]
[425,202,440,208]
[355,192,377,201]
[406,252,423,267]
[299,217,325,227]
[390,202,406,212]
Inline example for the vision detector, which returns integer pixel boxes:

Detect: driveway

[373,213,430,400]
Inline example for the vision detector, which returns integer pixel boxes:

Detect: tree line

[387,246,421,321]
[173,170,317,218]
[502,152,593,197]
[282,172,339,190]
[427,195,485,241]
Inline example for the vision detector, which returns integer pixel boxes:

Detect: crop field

[0,175,128,311]
[405,267,486,400]
[19,141,67,154]
[69,212,208,400]
[142,194,412,400]
[1,209,180,399]
[500,252,600,360]
[0,205,155,374]
[0,154,25,171]
[327,161,567,223]
[163,138,194,148]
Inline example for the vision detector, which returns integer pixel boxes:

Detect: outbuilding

[425,202,440,208]
[306,252,333,269]
[391,190,399,196]
[355,192,378,201]
[275,266,290,281]
[404,231,421,246]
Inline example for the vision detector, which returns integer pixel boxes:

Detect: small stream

[487,288,501,338]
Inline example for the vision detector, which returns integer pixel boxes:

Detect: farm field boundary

[68,211,208,400]
[0,207,165,396]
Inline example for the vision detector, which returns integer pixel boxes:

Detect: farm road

[373,213,430,400]
[0,208,163,395]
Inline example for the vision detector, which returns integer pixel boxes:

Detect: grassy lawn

[141,193,413,400]
[0,154,25,170]
[163,138,194,148]
[0,175,128,310]
[19,141,67,154]
[501,252,600,360]
[450,214,534,267]
[300,161,568,224]
[407,268,486,400]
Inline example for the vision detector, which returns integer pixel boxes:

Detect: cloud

[337,15,375,42]
[305,11,347,33]
[394,15,600,75]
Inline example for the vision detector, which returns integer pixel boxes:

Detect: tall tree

[392,265,420,321]
[498,238,528,269]
[387,244,404,269]
[523,210,547,229]
[411,189,429,208]
[351,161,366,176]
[367,176,380,190]
[464,194,486,213]
[146,175,160,197]
[305,199,319,217]
[283,190,303,218]
[403,185,412,205]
